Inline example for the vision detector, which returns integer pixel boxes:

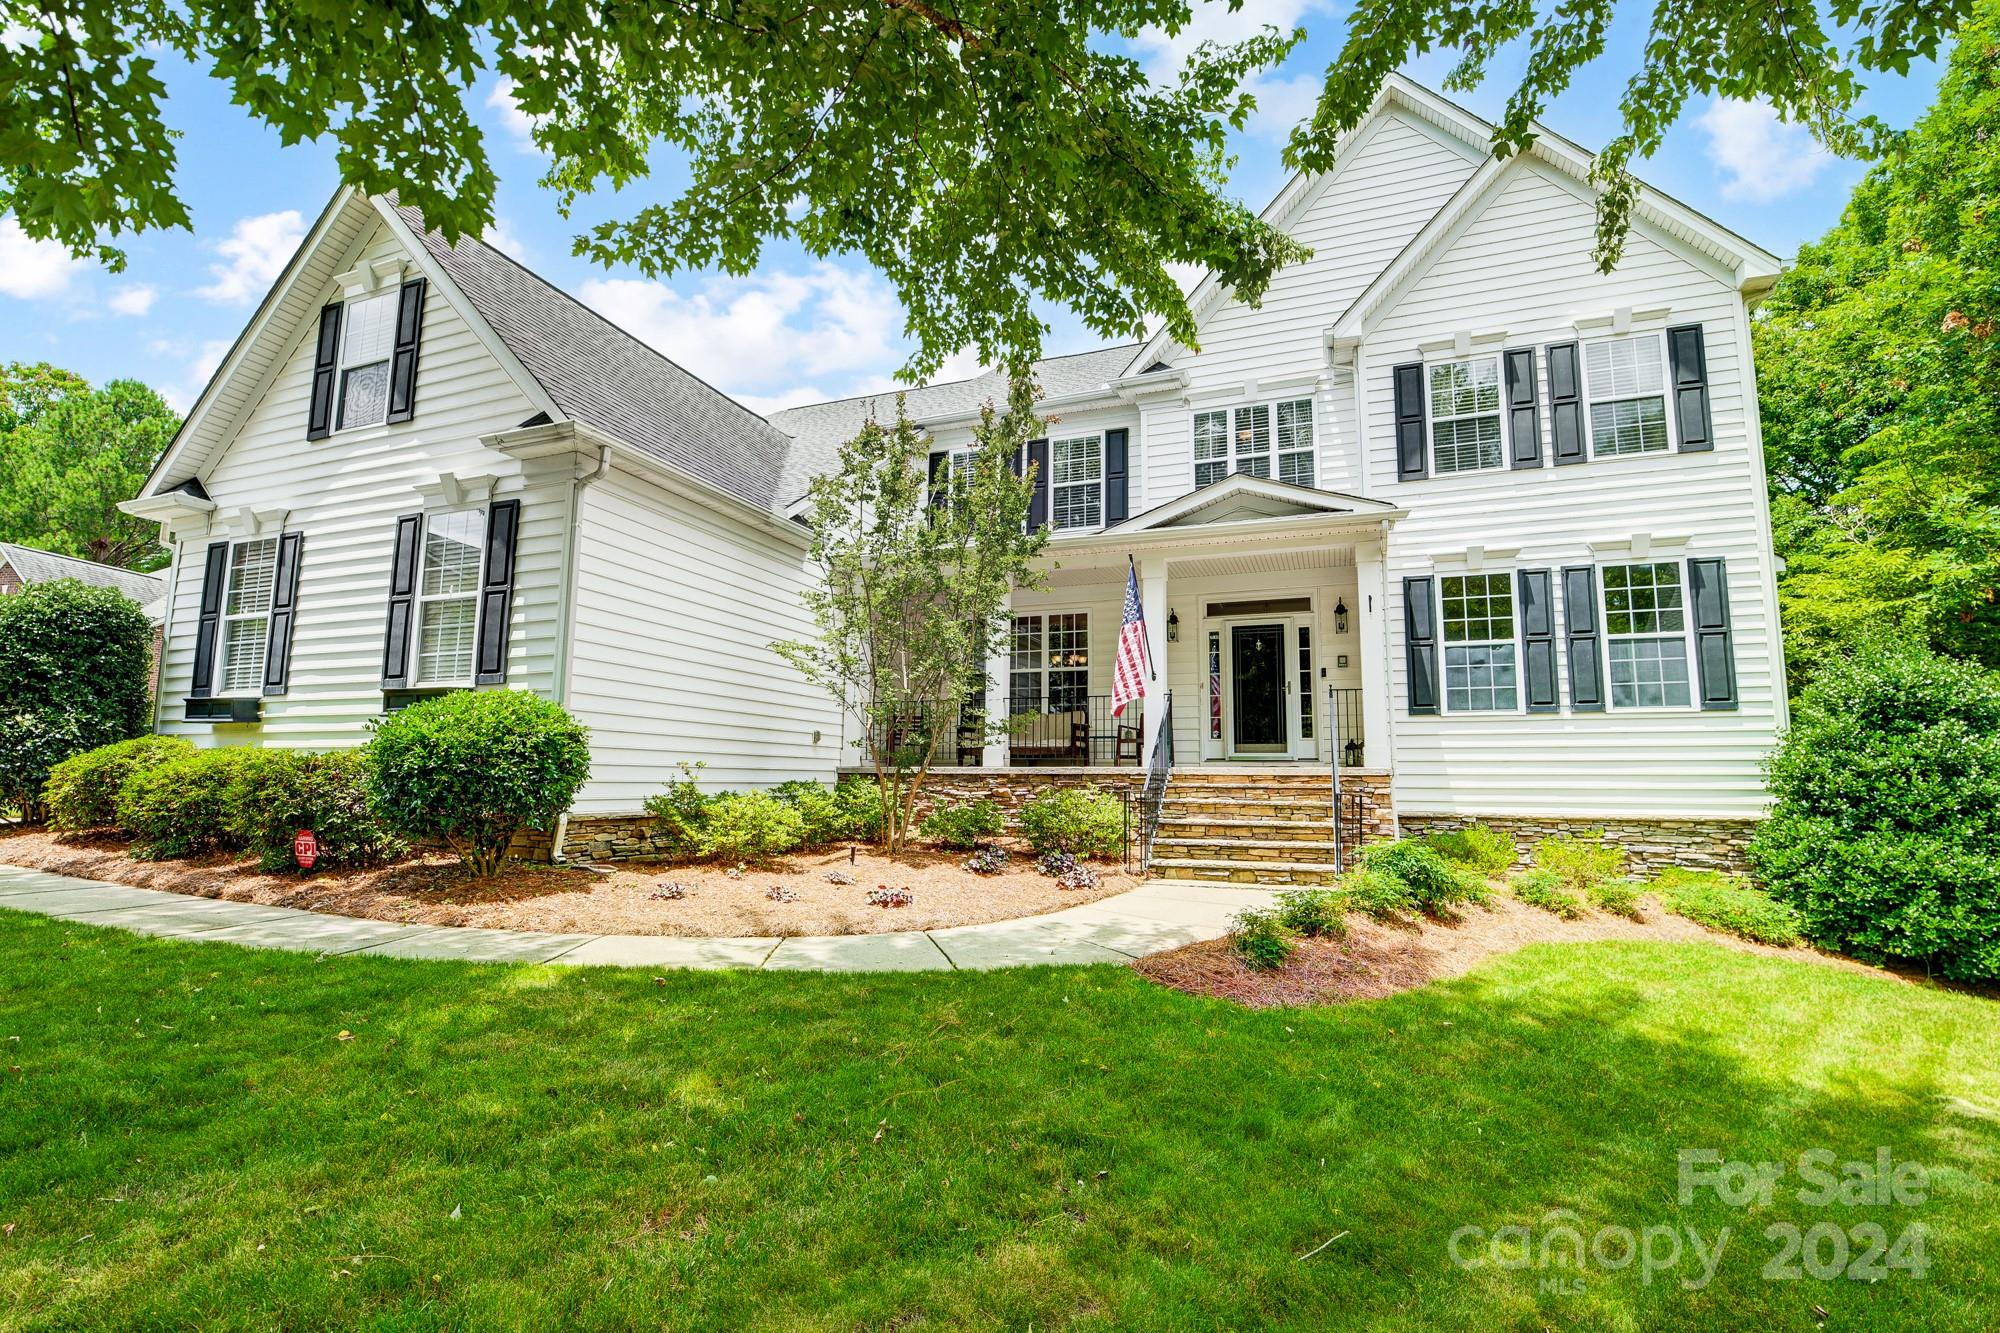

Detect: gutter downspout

[1377,513,1400,838]
[549,443,613,863]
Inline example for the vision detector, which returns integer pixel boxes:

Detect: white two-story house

[121,75,1786,870]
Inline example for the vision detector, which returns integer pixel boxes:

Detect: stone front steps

[1150,769,1348,887]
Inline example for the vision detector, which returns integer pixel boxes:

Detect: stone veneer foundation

[1397,813,1759,875]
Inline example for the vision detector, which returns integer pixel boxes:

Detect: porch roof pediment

[1104,474,1398,535]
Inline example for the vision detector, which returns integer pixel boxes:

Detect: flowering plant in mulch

[824,869,856,885]
[766,885,798,902]
[1036,850,1100,890]
[867,887,912,908]
[965,845,1009,875]
[650,880,690,901]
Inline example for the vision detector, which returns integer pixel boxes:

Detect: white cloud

[109,284,157,317]
[195,209,305,305]
[486,77,546,153]
[580,263,907,404]
[156,338,233,414]
[483,217,530,261]
[0,215,90,299]
[1696,98,1834,204]
[1130,0,1321,82]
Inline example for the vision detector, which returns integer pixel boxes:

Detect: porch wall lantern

[1166,610,1180,642]
[1334,599,1349,635]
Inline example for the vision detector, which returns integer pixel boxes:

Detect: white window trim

[1435,568,1525,715]
[1596,556,1699,712]
[411,507,487,689]
[1423,353,1508,477]
[1048,433,1105,532]
[1189,397,1317,489]
[215,536,280,698]
[1009,609,1091,712]
[334,288,399,436]
[1578,330,1679,462]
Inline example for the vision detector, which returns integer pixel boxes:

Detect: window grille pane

[1195,460,1229,487]
[1430,358,1501,416]
[1232,404,1270,462]
[1047,613,1088,669]
[421,510,484,597]
[1609,637,1691,707]
[1049,670,1088,712]
[338,361,390,430]
[1010,616,1043,672]
[1193,411,1228,464]
[1275,399,1312,452]
[1603,562,1683,635]
[342,291,398,364]
[1443,644,1519,711]
[1440,573,1514,644]
[225,539,278,615]
[1585,336,1665,399]
[1590,396,1669,455]
[1433,415,1502,473]
[417,597,477,685]
[221,617,268,693]
[1051,436,1102,529]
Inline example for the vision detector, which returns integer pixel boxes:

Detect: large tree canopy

[1753,0,1999,689]
[0,362,178,570]
[0,1,1975,375]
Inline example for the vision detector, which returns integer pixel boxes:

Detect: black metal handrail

[1328,686,1365,768]
[1137,690,1174,873]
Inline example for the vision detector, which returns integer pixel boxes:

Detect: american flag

[1111,563,1152,717]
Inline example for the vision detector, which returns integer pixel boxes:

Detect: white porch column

[1139,557,1171,761]
[981,594,1011,768]
[1355,539,1392,770]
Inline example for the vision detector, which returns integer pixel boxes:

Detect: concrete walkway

[0,862,1268,972]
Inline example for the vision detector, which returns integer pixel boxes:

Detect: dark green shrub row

[1421,822,1517,874]
[1654,868,1804,947]
[919,798,1005,850]
[46,736,193,832]
[644,771,881,865]
[1019,787,1123,858]
[1354,839,1487,916]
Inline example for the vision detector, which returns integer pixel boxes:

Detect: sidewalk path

[0,862,1267,972]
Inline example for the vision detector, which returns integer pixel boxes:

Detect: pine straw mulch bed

[1133,893,1883,1009]
[0,827,1132,938]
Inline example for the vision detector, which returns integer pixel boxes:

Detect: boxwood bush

[117,747,263,860]
[366,690,591,877]
[1749,640,2000,979]
[225,749,404,873]
[1018,787,1123,858]
[919,798,1005,850]
[697,790,804,864]
[0,582,154,821]
[45,736,194,833]
[773,776,883,847]
[1421,822,1517,875]
[1360,838,1485,913]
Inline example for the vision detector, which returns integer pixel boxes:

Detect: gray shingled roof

[769,343,1144,505]
[0,543,164,605]
[402,209,799,513]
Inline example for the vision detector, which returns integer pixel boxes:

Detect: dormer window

[337,290,398,431]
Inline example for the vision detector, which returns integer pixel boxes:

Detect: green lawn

[1,911,1995,1330]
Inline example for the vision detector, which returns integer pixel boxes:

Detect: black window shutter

[1026,438,1049,529]
[306,303,343,441]
[1687,556,1737,709]
[261,532,306,697]
[927,451,949,513]
[386,277,427,425]
[189,541,230,699]
[1517,568,1558,712]
[1392,363,1428,481]
[1504,348,1542,469]
[475,499,521,685]
[1668,323,1713,452]
[1547,342,1585,465]
[1402,575,1439,715]
[1561,564,1605,711]
[1103,428,1129,525]
[380,514,423,689]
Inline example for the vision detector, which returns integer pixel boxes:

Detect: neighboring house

[0,542,165,620]
[120,75,1787,868]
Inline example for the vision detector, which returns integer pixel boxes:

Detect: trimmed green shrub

[697,790,804,864]
[116,747,262,860]
[45,736,194,832]
[1750,640,2000,979]
[365,690,591,877]
[1531,830,1627,895]
[1019,787,1123,858]
[1229,907,1297,971]
[223,749,403,873]
[1274,886,1348,939]
[1361,839,1484,913]
[1422,822,1517,875]
[1655,868,1804,947]
[773,776,882,847]
[1337,865,1414,920]
[0,581,154,821]
[644,763,713,859]
[1589,876,1645,919]
[919,798,1005,850]
[1510,868,1585,919]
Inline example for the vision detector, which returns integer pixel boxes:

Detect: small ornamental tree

[774,378,1046,852]
[0,580,154,822]
[364,690,591,877]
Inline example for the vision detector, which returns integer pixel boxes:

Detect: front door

[1230,623,1288,754]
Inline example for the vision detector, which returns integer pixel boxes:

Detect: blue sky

[0,2,1941,417]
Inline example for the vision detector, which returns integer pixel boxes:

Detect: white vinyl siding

[219,538,279,694]
[414,509,483,686]
[1439,572,1517,712]
[1584,334,1671,457]
[1603,561,1693,708]
[1427,357,1504,474]
[1050,434,1103,530]
[336,289,397,431]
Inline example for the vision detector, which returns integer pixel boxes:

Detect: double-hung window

[1584,334,1672,457]
[218,538,280,694]
[1602,561,1693,706]
[1192,398,1315,487]
[1439,572,1518,711]
[414,510,484,686]
[1009,612,1088,711]
[336,290,399,431]
[1050,434,1103,530]
[1427,357,1504,475]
